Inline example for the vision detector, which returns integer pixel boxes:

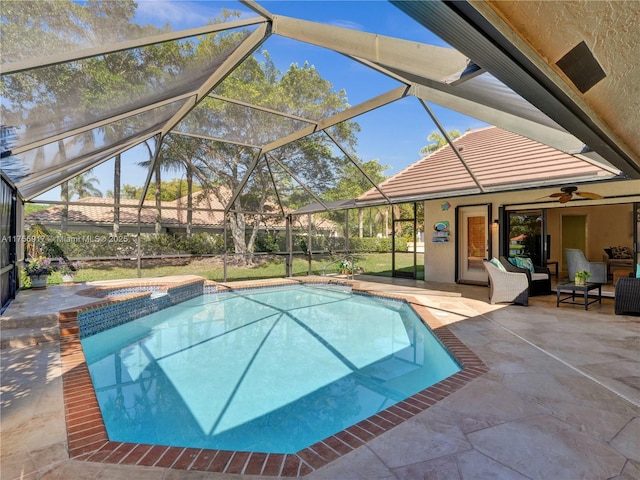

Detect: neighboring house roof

[25,191,337,231]
[26,196,226,227]
[357,126,620,203]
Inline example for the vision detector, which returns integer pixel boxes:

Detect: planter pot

[61,273,76,283]
[29,274,48,289]
[574,277,586,285]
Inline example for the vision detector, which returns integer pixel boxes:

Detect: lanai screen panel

[1,1,257,63]
[8,99,184,187]
[265,132,354,208]
[174,97,314,147]
[213,35,403,122]
[1,25,256,154]
[20,136,158,201]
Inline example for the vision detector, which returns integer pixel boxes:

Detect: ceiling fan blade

[558,194,573,203]
[575,191,603,199]
[549,193,565,198]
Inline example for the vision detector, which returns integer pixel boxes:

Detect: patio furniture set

[483,249,639,314]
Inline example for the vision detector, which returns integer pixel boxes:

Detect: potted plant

[574,269,591,285]
[338,258,353,275]
[23,255,56,289]
[57,258,81,283]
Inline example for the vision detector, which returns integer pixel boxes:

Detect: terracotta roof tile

[26,191,337,231]
[358,126,616,202]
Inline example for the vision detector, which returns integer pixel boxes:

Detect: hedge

[31,229,405,258]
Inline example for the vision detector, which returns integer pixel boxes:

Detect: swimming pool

[81,283,461,454]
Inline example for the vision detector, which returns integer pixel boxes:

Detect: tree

[174,47,360,264]
[325,159,389,238]
[2,0,188,225]
[68,171,102,199]
[1,1,156,183]
[3,4,361,262]
[419,130,462,156]
[113,154,121,234]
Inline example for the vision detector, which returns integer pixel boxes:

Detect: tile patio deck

[1,275,638,479]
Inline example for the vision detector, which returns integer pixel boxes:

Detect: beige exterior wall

[423,179,640,284]
[547,205,633,274]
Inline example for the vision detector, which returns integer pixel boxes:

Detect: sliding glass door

[392,202,423,279]
[507,210,547,266]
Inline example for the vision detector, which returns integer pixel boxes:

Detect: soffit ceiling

[2,0,637,208]
[485,0,640,163]
[392,0,640,178]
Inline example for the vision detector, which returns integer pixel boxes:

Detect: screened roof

[1,0,635,212]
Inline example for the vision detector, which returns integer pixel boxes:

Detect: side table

[556,282,602,310]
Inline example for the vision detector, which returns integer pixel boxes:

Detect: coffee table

[556,282,602,310]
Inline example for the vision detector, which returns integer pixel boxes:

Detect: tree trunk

[113,154,120,235]
[154,162,161,235]
[186,166,193,238]
[358,208,364,238]
[245,216,260,264]
[384,208,389,237]
[58,139,69,231]
[228,211,249,265]
[60,181,69,232]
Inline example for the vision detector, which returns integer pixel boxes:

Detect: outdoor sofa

[499,256,552,296]
[614,271,640,315]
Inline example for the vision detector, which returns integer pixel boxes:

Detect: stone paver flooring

[1,275,638,479]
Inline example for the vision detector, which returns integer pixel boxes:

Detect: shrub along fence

[29,229,406,261]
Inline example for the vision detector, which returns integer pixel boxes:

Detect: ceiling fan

[549,186,603,203]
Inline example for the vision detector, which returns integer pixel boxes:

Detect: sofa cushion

[610,246,633,259]
[531,272,549,281]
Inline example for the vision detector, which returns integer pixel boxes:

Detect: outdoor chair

[483,260,529,306]
[499,256,552,296]
[565,248,607,284]
[614,273,640,315]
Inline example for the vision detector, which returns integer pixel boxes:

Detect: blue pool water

[81,284,461,454]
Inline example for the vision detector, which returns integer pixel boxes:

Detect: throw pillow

[636,263,640,278]
[611,246,633,259]
[509,256,535,273]
[518,257,536,273]
[489,257,506,271]
[604,248,613,259]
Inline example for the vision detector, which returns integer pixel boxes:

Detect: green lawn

[34,252,423,286]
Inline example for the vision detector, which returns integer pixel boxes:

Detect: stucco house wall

[422,179,640,284]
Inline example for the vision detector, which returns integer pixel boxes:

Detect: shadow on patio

[1,276,638,479]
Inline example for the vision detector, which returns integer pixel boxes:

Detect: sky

[35,0,488,201]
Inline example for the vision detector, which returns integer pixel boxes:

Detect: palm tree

[419,130,462,156]
[138,141,185,236]
[113,154,121,234]
[68,171,102,199]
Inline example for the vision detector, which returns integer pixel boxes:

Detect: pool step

[0,314,59,349]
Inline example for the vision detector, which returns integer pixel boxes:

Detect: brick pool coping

[58,277,488,477]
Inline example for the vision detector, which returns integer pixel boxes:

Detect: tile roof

[26,191,336,231]
[358,126,618,202]
[26,194,227,228]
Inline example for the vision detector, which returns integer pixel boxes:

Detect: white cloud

[134,0,251,30]
[329,19,365,31]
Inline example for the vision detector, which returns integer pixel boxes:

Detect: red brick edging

[59,279,487,476]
